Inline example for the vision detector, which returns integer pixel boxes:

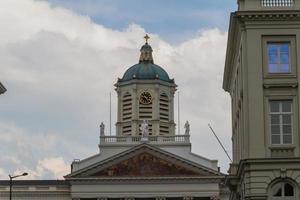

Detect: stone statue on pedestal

[100,122,105,136]
[140,120,149,141]
[184,121,190,135]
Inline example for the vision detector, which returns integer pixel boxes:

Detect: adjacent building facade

[224,0,300,199]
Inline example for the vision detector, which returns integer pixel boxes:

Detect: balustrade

[100,134,190,145]
[261,0,294,7]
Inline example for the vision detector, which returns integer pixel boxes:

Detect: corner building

[0,41,229,200]
[224,0,300,199]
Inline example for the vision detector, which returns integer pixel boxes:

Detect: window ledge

[263,78,298,88]
[269,145,295,150]
[269,146,295,158]
[264,74,296,79]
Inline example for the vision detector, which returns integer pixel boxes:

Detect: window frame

[262,36,296,78]
[269,100,293,145]
[269,181,297,200]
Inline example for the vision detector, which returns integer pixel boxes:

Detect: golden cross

[144,34,150,43]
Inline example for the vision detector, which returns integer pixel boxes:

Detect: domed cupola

[115,35,177,137]
[119,35,174,83]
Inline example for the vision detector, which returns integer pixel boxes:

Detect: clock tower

[115,35,177,136]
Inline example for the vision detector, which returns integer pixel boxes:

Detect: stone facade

[223,0,300,199]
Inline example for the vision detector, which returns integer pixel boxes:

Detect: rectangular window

[267,43,290,73]
[269,100,292,145]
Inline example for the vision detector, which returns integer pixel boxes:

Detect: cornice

[236,10,300,21]
[115,79,177,88]
[237,157,300,177]
[68,176,224,184]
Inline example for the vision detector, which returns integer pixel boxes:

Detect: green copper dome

[121,63,171,82]
[119,40,173,83]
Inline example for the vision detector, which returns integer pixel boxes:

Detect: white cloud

[0,0,231,178]
[3,157,69,180]
[37,157,70,179]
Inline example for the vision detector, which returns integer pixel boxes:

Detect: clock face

[139,91,152,104]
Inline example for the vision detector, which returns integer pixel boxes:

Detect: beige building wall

[224,0,300,199]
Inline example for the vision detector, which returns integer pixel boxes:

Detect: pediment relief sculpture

[90,152,210,177]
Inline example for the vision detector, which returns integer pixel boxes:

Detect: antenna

[178,91,180,135]
[109,92,112,136]
[208,123,232,162]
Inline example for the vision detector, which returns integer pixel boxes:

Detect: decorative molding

[263,79,298,89]
[67,143,222,179]
[237,11,300,21]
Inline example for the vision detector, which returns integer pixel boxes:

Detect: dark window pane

[284,183,294,196]
[270,101,280,112]
[283,125,292,134]
[272,184,282,196]
[271,125,280,135]
[272,135,281,144]
[282,101,292,112]
[282,114,291,124]
[271,115,280,124]
[283,135,292,144]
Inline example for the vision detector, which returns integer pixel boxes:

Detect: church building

[0,37,229,200]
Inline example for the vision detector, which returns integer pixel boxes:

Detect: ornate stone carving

[91,152,203,177]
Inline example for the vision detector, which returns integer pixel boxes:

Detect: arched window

[271,182,295,200]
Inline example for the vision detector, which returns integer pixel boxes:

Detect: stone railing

[261,0,294,7]
[100,135,190,145]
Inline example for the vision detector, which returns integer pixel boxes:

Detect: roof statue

[184,121,190,135]
[100,122,105,136]
[140,120,149,141]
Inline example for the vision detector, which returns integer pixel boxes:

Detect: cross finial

[144,34,150,43]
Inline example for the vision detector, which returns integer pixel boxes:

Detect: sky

[0,0,237,179]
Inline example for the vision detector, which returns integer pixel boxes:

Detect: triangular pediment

[66,143,222,178]
[91,152,201,177]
